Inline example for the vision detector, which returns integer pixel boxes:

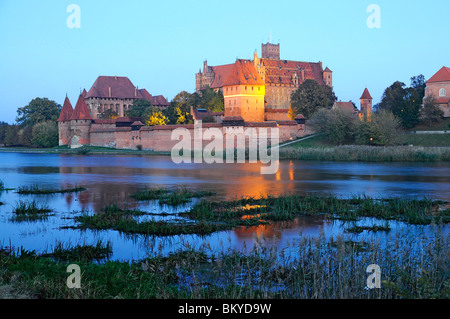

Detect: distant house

[191,107,224,123]
[332,88,373,121]
[332,101,358,115]
[83,76,170,119]
[423,66,450,117]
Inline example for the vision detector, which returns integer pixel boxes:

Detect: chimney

[108,86,111,97]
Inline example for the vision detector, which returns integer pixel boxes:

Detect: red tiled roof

[323,67,332,73]
[295,114,305,119]
[427,67,450,83]
[58,96,73,122]
[262,59,325,86]
[85,76,169,106]
[334,101,356,112]
[360,88,373,100]
[70,95,92,120]
[85,76,140,99]
[211,60,264,88]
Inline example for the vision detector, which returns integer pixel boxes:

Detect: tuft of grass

[11,200,52,221]
[133,186,215,206]
[41,241,112,262]
[132,187,171,200]
[17,184,86,195]
[344,222,391,234]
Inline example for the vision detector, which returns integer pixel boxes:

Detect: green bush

[31,121,58,148]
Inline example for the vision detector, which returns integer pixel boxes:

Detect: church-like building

[82,75,170,119]
[195,42,333,122]
[423,66,450,117]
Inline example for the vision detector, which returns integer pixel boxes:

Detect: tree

[196,86,224,112]
[0,122,8,146]
[100,109,119,119]
[378,81,420,129]
[356,110,402,146]
[125,99,153,119]
[290,79,336,119]
[166,91,194,124]
[16,97,61,127]
[420,96,444,126]
[31,121,59,148]
[146,111,168,126]
[310,108,361,145]
[4,125,20,146]
[410,74,426,101]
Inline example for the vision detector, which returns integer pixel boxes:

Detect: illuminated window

[440,88,446,96]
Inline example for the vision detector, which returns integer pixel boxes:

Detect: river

[0,152,448,261]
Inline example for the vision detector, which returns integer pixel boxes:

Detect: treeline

[0,98,61,148]
[290,75,445,146]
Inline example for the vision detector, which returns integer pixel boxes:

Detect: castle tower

[223,60,265,122]
[261,42,280,60]
[57,96,74,146]
[69,94,93,148]
[323,67,333,87]
[360,88,373,121]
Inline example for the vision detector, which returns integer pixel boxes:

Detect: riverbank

[1,143,450,162]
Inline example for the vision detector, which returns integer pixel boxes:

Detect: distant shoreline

[1,145,449,162]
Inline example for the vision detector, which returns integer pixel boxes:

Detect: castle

[195,42,333,121]
[82,76,170,119]
[58,92,307,151]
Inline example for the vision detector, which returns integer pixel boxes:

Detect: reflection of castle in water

[233,215,331,241]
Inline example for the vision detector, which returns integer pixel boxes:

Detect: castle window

[245,86,247,90]
[440,88,446,96]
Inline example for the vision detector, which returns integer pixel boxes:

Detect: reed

[133,186,215,206]
[0,228,447,299]
[40,241,112,262]
[17,184,86,195]
[278,145,450,162]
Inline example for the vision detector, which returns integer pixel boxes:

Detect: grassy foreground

[0,229,448,299]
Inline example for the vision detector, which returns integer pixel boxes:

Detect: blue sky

[0,0,449,124]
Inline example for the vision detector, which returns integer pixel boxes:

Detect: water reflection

[0,152,449,261]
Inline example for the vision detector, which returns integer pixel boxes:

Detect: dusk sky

[0,0,449,124]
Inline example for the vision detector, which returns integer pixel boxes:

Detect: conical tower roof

[70,95,93,120]
[57,96,74,122]
[360,88,373,100]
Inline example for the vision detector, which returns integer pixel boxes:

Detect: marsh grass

[0,228,447,299]
[11,200,52,221]
[40,241,112,262]
[17,184,86,195]
[75,203,229,236]
[133,186,215,206]
[76,193,448,237]
[344,222,391,234]
[187,193,449,228]
[278,145,450,162]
